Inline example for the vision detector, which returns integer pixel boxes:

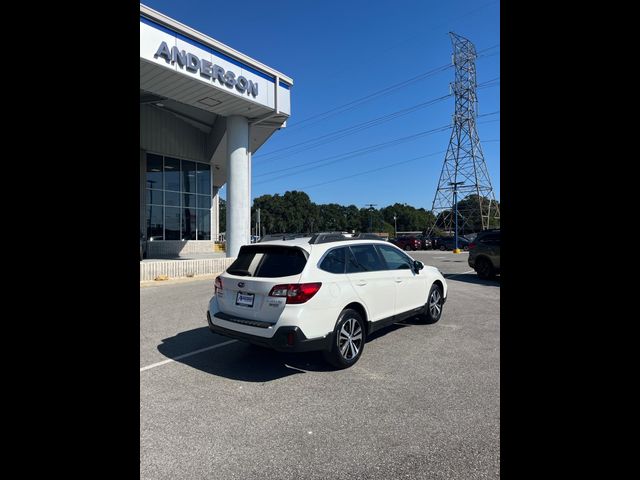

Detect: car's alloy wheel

[323,309,366,368]
[439,245,446,251]
[421,284,444,324]
[404,245,411,251]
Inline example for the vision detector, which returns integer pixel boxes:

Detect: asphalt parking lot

[140,250,499,479]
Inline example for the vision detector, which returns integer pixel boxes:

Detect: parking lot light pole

[393,214,397,238]
[449,181,465,253]
[365,204,377,233]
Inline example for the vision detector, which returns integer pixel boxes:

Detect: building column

[212,187,220,242]
[226,115,250,257]
[140,149,146,237]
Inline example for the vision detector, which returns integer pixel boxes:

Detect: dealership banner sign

[140,16,290,114]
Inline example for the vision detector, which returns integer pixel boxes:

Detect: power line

[254,94,452,162]
[254,79,499,164]
[298,150,447,191]
[256,118,500,191]
[255,110,499,181]
[254,124,452,184]
[286,63,453,130]
[285,48,498,133]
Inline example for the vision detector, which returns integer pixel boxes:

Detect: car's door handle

[356,281,367,286]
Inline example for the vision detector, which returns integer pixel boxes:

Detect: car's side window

[376,245,413,270]
[347,245,385,273]
[319,247,347,274]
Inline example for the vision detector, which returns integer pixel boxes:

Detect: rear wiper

[227,269,252,276]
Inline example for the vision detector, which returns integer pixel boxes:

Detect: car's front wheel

[421,284,444,324]
[439,245,447,251]
[323,309,366,369]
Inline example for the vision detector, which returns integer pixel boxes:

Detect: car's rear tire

[323,309,366,369]
[420,283,444,324]
[475,257,495,279]
[404,245,411,251]
[439,245,446,251]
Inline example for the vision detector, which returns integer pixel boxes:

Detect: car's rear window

[226,246,308,278]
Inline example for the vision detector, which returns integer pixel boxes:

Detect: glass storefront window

[165,207,181,240]
[146,189,163,206]
[197,208,210,240]
[165,191,180,207]
[182,208,196,240]
[146,154,163,190]
[164,157,181,192]
[183,193,196,208]
[182,160,196,193]
[197,163,211,195]
[197,195,211,209]
[146,205,164,241]
[145,153,213,241]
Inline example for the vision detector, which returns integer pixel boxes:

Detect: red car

[390,236,422,251]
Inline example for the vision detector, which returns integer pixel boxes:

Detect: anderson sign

[154,41,259,97]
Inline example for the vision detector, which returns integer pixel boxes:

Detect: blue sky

[142,0,500,210]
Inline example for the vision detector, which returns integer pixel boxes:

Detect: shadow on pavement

[444,273,500,287]
[157,321,415,382]
[157,327,335,382]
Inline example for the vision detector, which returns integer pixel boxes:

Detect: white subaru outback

[207,233,447,368]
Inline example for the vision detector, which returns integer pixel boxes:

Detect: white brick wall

[147,240,216,257]
[140,257,235,281]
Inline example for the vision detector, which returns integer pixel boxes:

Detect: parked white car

[207,233,447,368]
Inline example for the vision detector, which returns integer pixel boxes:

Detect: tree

[243,190,468,236]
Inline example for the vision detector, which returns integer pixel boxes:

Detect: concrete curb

[140,272,222,288]
[140,257,235,282]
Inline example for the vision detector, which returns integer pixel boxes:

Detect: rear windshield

[226,245,308,278]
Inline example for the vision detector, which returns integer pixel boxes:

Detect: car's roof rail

[308,232,385,244]
[308,232,347,244]
[258,233,306,242]
[351,233,385,240]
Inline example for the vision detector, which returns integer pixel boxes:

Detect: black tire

[475,257,495,279]
[421,283,444,324]
[439,244,446,251]
[404,244,411,251]
[463,245,469,251]
[323,309,366,369]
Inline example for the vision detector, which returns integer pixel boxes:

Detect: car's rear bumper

[207,311,333,353]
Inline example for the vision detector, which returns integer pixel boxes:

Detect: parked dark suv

[391,236,422,251]
[433,236,470,251]
[468,230,500,279]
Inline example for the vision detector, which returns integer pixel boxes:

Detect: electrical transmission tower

[430,32,499,236]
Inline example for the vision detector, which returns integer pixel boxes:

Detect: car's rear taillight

[268,283,322,304]
[214,276,223,294]
[469,242,476,250]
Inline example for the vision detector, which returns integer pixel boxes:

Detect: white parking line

[140,340,237,373]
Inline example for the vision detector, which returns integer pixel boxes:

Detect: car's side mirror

[414,260,424,273]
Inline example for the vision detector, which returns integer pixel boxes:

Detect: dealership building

[140,4,292,258]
